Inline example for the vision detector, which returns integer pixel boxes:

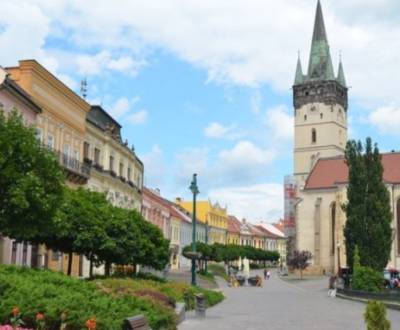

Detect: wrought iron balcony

[58,151,91,184]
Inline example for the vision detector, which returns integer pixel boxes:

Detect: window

[119,162,124,177]
[83,142,90,159]
[47,134,55,149]
[94,148,101,165]
[320,113,323,119]
[109,156,114,171]
[128,167,132,181]
[311,128,317,144]
[304,115,307,121]
[63,144,70,157]
[35,128,43,142]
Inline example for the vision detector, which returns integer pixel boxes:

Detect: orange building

[7,60,91,276]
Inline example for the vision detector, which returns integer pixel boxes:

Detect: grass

[208,264,229,281]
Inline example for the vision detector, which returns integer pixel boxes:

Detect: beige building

[84,105,143,211]
[7,60,91,276]
[292,2,400,274]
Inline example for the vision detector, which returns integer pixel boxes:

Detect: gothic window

[397,199,400,255]
[311,128,317,144]
[331,202,336,256]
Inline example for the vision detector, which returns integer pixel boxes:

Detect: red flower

[36,312,45,321]
[11,307,20,317]
[85,317,96,330]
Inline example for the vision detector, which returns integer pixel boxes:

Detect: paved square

[180,271,400,330]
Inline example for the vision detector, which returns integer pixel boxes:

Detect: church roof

[304,153,400,190]
[307,0,335,81]
[337,60,347,87]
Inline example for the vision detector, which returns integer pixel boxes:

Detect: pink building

[0,67,41,267]
[142,187,171,239]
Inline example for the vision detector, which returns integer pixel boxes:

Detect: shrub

[352,249,382,293]
[364,301,391,330]
[208,264,228,281]
[0,266,176,330]
[352,266,383,293]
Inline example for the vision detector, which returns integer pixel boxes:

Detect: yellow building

[176,199,228,244]
[7,60,91,276]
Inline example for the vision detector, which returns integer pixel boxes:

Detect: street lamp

[190,173,199,286]
[205,218,209,274]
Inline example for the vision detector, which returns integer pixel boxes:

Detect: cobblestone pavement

[179,270,400,330]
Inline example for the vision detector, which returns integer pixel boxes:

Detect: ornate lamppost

[190,173,199,286]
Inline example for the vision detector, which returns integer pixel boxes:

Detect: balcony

[58,152,91,184]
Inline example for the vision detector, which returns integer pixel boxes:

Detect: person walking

[263,268,268,280]
[267,270,271,280]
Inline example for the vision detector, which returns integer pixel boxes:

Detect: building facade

[7,60,91,276]
[0,67,42,268]
[176,199,228,244]
[85,105,143,211]
[292,2,400,274]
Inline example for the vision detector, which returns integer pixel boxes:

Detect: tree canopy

[0,111,64,242]
[344,138,392,271]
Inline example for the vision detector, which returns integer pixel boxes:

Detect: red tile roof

[227,215,241,234]
[304,153,400,190]
[255,225,280,239]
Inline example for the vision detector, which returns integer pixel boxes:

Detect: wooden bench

[123,315,150,330]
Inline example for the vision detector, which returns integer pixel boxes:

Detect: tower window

[320,113,323,119]
[311,128,317,144]
[304,115,307,121]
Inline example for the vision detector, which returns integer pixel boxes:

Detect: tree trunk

[105,262,111,276]
[89,256,94,279]
[67,252,73,276]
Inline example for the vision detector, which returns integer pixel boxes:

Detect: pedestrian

[263,268,267,280]
[267,270,271,279]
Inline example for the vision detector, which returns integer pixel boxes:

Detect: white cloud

[265,105,294,140]
[209,183,283,221]
[109,97,130,119]
[76,50,144,76]
[141,145,166,188]
[368,106,400,136]
[127,110,148,125]
[204,122,242,140]
[175,140,275,187]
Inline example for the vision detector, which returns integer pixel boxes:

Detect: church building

[292,1,400,274]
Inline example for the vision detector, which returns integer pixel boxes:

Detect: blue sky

[1,0,400,221]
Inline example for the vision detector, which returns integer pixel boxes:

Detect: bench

[123,315,150,330]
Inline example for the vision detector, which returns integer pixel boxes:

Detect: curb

[336,293,400,311]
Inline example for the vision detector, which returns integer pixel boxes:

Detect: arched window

[331,202,336,256]
[311,128,317,144]
[304,114,307,121]
[397,199,400,255]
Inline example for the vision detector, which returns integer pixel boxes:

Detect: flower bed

[0,266,176,330]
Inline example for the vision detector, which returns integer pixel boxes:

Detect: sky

[1,0,400,222]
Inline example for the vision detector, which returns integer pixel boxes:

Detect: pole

[190,174,199,286]
[205,221,209,274]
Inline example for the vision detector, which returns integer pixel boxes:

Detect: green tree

[344,138,392,271]
[46,187,110,276]
[364,301,391,330]
[0,111,64,243]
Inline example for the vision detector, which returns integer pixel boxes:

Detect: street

[180,271,400,330]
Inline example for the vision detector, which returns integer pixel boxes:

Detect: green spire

[294,54,304,85]
[337,59,347,87]
[307,0,335,81]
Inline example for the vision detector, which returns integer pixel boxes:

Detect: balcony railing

[58,151,91,184]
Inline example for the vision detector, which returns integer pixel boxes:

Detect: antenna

[80,78,87,99]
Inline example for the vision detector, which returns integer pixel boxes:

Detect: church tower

[293,1,348,185]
